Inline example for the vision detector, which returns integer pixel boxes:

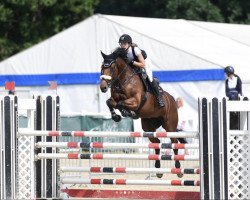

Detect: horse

[99,48,180,178]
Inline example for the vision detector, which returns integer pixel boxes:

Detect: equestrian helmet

[119,34,132,44]
[224,66,234,75]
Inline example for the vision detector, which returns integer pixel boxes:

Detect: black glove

[129,60,134,66]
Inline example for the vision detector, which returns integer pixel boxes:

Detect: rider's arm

[133,54,145,68]
[236,75,243,96]
[225,79,229,97]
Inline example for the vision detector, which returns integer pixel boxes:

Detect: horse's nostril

[101,86,108,93]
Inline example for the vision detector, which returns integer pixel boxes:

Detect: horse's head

[100,48,128,93]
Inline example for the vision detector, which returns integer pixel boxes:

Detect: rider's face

[119,42,130,50]
[227,73,233,79]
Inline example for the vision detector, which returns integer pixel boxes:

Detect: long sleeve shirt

[225,74,242,99]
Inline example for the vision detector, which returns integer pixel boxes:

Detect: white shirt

[112,46,153,81]
[227,76,238,89]
[127,46,141,62]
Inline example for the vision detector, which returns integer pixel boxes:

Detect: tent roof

[104,15,250,75]
[0,14,250,85]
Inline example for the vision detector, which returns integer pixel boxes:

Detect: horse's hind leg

[149,138,161,164]
[169,137,184,178]
[178,137,188,154]
[149,137,163,178]
[141,118,163,178]
[163,124,183,177]
[170,138,180,167]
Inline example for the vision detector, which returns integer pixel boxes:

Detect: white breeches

[144,58,153,82]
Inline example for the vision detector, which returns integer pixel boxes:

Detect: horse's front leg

[116,97,139,117]
[115,97,138,117]
[115,101,131,117]
[119,97,139,110]
[106,98,121,122]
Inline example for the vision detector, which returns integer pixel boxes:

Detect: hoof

[175,161,180,168]
[155,161,162,178]
[155,160,161,168]
[112,115,121,122]
[120,109,131,117]
[177,173,184,178]
[156,173,163,178]
[131,111,139,119]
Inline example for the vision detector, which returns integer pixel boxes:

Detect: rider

[224,66,242,100]
[118,34,165,108]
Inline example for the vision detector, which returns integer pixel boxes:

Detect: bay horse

[100,48,180,178]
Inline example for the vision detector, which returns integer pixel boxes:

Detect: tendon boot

[151,79,165,108]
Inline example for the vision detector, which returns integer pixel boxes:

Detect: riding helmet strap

[132,46,139,62]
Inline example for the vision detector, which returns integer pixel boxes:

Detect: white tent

[0,14,250,122]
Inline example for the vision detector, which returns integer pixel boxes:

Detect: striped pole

[19,129,198,138]
[60,178,200,186]
[35,142,199,149]
[36,153,199,161]
[60,166,200,174]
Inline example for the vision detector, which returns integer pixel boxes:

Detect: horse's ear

[101,51,107,59]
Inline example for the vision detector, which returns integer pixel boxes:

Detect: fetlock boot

[151,80,165,108]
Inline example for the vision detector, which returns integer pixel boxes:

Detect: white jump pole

[60,166,200,174]
[35,142,199,149]
[18,129,199,138]
[36,153,199,160]
[60,178,200,186]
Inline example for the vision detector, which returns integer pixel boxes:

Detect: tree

[211,0,250,24]
[1,0,250,61]
[0,0,99,61]
[95,0,223,21]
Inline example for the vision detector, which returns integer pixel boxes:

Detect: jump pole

[60,177,200,186]
[35,141,199,149]
[18,129,198,138]
[60,166,200,174]
[36,153,199,160]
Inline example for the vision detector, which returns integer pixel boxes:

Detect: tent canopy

[0,14,249,115]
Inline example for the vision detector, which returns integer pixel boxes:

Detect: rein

[110,61,149,113]
[102,59,136,89]
[109,63,130,88]
[101,56,149,113]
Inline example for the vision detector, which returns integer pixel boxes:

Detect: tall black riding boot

[151,79,165,108]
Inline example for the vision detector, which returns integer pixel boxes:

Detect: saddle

[120,66,163,118]
[132,66,163,94]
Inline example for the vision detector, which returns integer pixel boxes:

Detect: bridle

[100,58,132,88]
[100,54,149,114]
